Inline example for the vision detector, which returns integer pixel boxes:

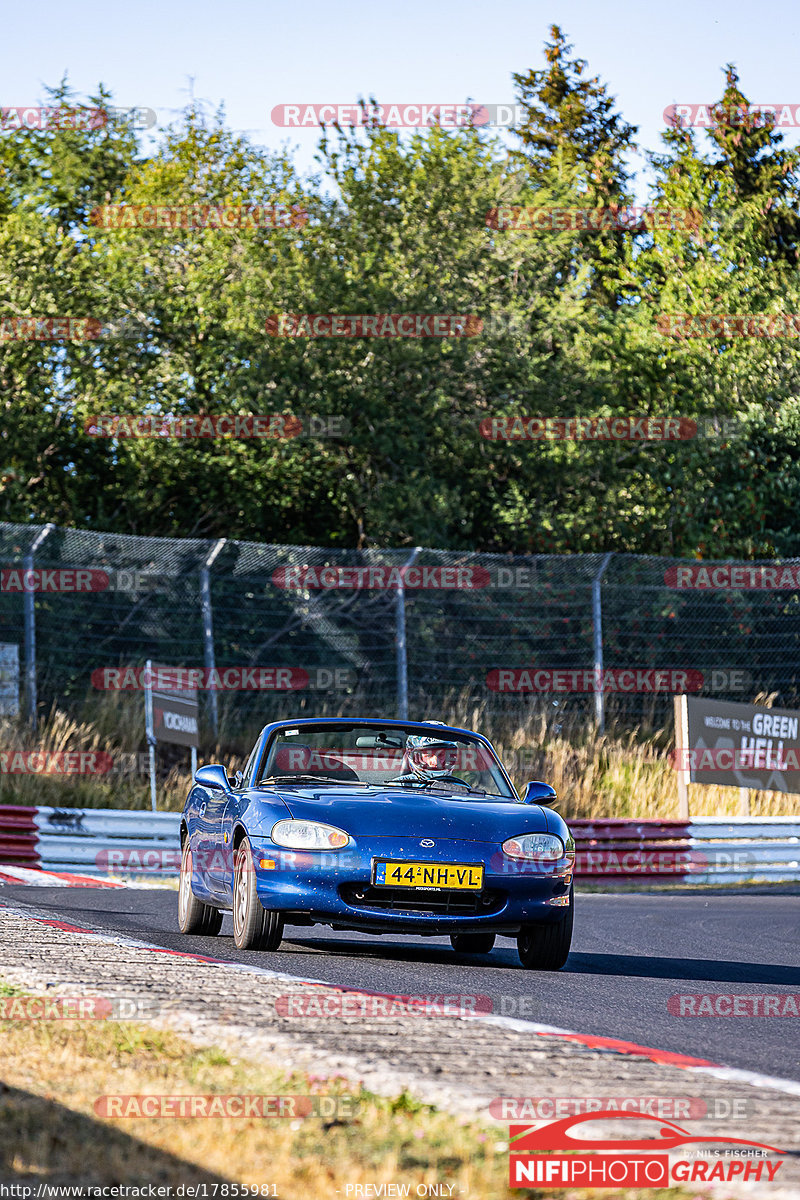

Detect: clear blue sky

[4,0,798,193]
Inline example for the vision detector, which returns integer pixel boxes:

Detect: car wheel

[232,837,284,951]
[450,932,496,954]
[517,886,573,970]
[178,841,222,936]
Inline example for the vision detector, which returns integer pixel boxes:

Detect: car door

[206,742,260,897]
[186,775,221,897]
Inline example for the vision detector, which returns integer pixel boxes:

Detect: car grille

[339,884,505,916]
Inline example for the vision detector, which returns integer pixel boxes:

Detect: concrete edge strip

[2,899,800,1100]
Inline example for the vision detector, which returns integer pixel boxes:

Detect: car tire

[450,932,496,954]
[517,886,573,970]
[178,841,223,936]
[232,837,284,951]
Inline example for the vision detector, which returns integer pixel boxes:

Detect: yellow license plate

[373,860,484,890]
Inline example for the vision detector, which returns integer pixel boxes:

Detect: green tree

[511,25,638,308]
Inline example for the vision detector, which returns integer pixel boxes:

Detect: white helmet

[405,734,460,780]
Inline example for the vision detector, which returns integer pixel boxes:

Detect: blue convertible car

[178,718,575,969]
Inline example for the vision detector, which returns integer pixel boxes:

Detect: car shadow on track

[282,934,523,970]
[563,952,800,986]
[282,938,799,986]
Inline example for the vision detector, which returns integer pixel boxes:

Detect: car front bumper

[249,835,573,933]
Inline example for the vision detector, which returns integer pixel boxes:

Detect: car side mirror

[521,780,557,805]
[194,763,231,791]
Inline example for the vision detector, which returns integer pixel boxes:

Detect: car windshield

[257,723,516,799]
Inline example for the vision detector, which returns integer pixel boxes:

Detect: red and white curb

[1,899,799,1101]
[0,865,125,888]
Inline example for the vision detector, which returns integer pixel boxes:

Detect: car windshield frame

[254,720,517,800]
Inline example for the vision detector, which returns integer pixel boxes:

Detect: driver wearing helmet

[388,734,467,788]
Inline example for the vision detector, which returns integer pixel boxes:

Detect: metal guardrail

[0,807,797,883]
[33,807,180,874]
[570,819,691,880]
[570,816,800,883]
[686,816,800,883]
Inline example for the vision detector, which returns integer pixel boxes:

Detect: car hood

[267,784,548,841]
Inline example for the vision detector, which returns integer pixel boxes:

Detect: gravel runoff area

[0,900,798,1195]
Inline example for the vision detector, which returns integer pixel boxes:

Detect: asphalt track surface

[2,887,798,1082]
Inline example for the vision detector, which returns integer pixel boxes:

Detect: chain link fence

[1,521,799,742]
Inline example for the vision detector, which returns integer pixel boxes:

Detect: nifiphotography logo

[508,1110,785,1188]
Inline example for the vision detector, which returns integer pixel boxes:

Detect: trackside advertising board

[149,665,199,749]
[684,696,800,792]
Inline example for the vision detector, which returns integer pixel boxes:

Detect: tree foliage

[2,46,800,558]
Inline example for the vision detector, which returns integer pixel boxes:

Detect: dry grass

[424,695,798,819]
[498,724,798,820]
[0,984,692,1197]
[1,693,797,819]
[0,699,204,811]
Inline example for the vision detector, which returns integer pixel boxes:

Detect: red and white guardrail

[0,806,179,885]
[0,807,797,885]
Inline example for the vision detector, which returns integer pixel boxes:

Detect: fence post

[200,539,226,740]
[23,523,55,732]
[674,693,690,819]
[144,659,158,812]
[591,552,613,733]
[396,547,421,720]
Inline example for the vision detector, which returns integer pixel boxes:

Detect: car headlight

[271,819,351,850]
[502,833,565,861]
